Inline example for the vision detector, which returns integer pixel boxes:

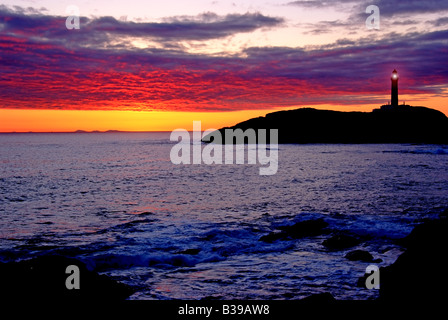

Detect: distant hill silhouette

[74,129,123,133]
[203,105,448,144]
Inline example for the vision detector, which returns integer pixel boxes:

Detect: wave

[384,147,448,155]
[82,251,225,271]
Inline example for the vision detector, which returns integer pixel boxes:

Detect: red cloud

[1,7,448,112]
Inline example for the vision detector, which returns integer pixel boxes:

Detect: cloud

[287,0,448,14]
[287,0,357,8]
[301,20,358,35]
[374,0,448,17]
[1,5,448,112]
[0,5,283,48]
[288,0,448,19]
[82,12,283,43]
[430,17,448,27]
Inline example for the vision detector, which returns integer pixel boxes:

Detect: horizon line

[0,130,172,134]
[0,104,441,133]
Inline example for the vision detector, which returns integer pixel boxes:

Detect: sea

[0,132,447,300]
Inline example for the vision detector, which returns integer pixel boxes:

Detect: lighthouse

[377,69,410,111]
[391,69,398,106]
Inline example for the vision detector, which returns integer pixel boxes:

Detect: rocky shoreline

[259,208,448,304]
[0,255,134,301]
[203,106,448,144]
[377,208,448,303]
[1,208,446,303]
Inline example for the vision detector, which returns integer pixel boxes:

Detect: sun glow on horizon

[0,109,274,132]
[2,96,447,133]
[1,2,448,132]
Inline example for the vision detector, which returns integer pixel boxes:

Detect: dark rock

[259,218,328,242]
[177,248,201,255]
[0,255,134,301]
[137,211,154,216]
[203,106,448,144]
[345,250,375,262]
[357,273,369,288]
[398,218,447,248]
[439,208,448,219]
[379,216,448,303]
[259,231,285,243]
[322,233,360,250]
[279,218,329,238]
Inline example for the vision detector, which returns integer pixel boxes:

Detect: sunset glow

[1,1,447,131]
[0,109,276,132]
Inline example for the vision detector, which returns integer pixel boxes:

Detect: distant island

[203,105,448,144]
[74,130,123,133]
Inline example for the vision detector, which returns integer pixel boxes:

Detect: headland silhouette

[204,70,448,144]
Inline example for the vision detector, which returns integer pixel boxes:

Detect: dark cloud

[90,12,283,40]
[287,0,357,8]
[288,0,448,17]
[393,19,419,26]
[0,6,283,47]
[375,0,448,17]
[301,20,357,35]
[430,17,448,27]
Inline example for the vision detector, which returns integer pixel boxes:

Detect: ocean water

[0,133,447,300]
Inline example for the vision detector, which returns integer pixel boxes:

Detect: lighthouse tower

[391,69,398,107]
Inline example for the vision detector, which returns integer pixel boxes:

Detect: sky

[1,0,448,132]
